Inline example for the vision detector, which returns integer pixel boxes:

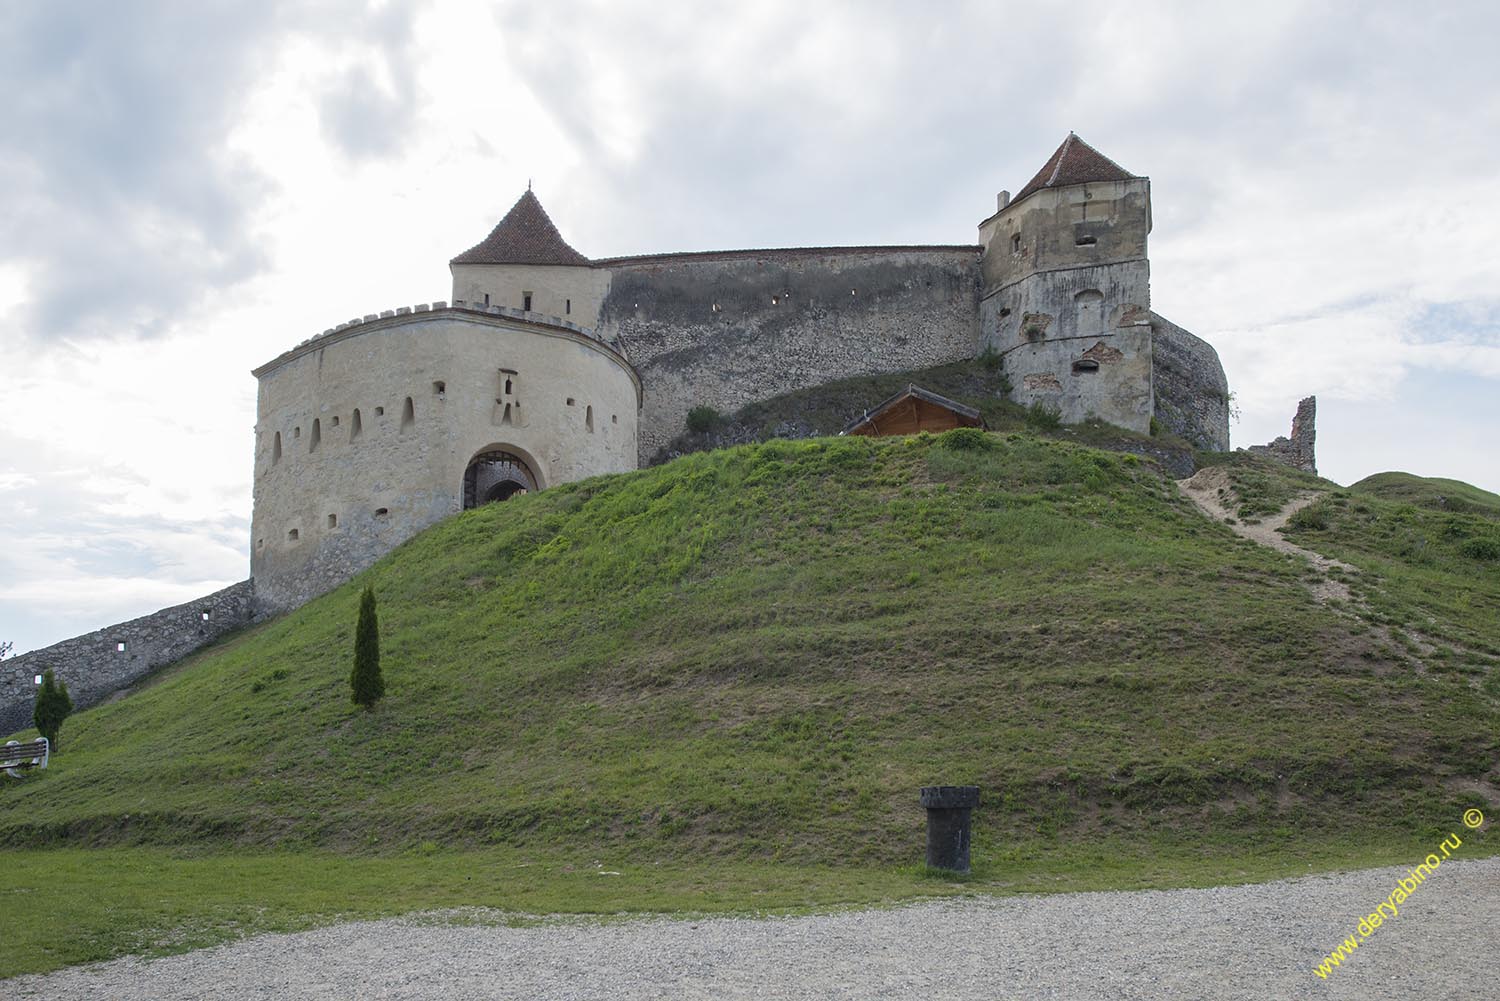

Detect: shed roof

[451,190,590,266]
[1011,133,1139,205]
[841,384,985,437]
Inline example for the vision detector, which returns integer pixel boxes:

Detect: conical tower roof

[1011,133,1138,205]
[451,189,590,266]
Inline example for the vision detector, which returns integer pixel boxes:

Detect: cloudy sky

[2,0,1497,654]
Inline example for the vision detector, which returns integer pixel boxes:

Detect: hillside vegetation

[5,433,1495,859]
[1350,471,1500,520]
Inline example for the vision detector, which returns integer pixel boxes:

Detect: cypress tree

[350,586,384,708]
[33,669,74,750]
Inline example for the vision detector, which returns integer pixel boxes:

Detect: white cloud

[2,0,1498,654]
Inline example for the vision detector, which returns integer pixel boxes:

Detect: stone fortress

[3,134,1257,734]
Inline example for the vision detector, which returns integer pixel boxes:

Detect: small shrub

[977,346,1002,373]
[937,427,993,451]
[1459,537,1500,561]
[1025,401,1062,430]
[1149,416,1162,438]
[685,406,720,434]
[350,586,385,709]
[1287,504,1330,532]
[33,669,73,750]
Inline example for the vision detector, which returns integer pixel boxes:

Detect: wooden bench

[2,738,49,778]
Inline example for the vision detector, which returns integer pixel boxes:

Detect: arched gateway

[463,449,539,508]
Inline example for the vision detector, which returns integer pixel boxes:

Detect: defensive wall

[250,302,640,613]
[1150,311,1232,451]
[0,580,255,737]
[594,246,984,462]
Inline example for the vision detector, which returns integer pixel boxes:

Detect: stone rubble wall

[595,247,984,463]
[1150,311,1231,451]
[0,580,256,737]
[1248,395,1317,474]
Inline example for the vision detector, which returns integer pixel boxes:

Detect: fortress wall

[1150,311,1231,451]
[0,580,255,737]
[595,248,983,462]
[981,261,1154,433]
[251,307,639,612]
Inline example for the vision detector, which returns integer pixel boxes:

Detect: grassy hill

[2,433,1497,975]
[1350,471,1500,520]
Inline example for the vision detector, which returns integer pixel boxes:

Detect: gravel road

[7,857,1498,1000]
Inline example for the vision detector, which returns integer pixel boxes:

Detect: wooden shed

[841,384,986,437]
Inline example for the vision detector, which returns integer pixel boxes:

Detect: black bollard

[919,785,979,873]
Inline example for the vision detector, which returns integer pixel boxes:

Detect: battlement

[252,302,615,380]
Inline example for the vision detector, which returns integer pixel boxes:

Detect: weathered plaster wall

[0,580,255,737]
[977,178,1151,296]
[595,247,982,462]
[1150,311,1231,450]
[251,304,640,612]
[980,261,1154,432]
[450,264,613,331]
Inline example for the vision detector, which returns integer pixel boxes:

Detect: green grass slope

[5,432,1495,864]
[1350,471,1500,520]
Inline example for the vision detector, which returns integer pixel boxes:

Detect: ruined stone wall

[1249,396,1317,474]
[595,247,983,463]
[0,580,255,737]
[1150,311,1231,450]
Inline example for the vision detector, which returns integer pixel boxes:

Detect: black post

[920,785,979,873]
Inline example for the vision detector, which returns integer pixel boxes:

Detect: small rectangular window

[116,641,127,652]
[288,528,300,541]
[34,675,42,685]
[483,293,491,307]
[327,513,338,528]
[565,298,571,314]
[522,291,533,311]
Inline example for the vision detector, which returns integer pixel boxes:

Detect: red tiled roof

[1011,133,1138,205]
[451,190,590,266]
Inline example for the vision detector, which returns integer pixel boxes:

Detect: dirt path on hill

[1177,466,1356,605]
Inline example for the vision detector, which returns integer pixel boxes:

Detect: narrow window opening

[400,396,414,432]
[327,513,338,528]
[256,538,265,551]
[201,610,211,621]
[309,418,321,452]
[116,641,127,653]
[374,507,389,517]
[522,291,533,311]
[433,380,446,396]
[483,293,490,307]
[1011,233,1021,254]
[711,303,721,313]
[586,405,594,432]
[374,406,384,417]
[351,408,362,440]
[272,431,282,464]
[331,415,340,428]
[566,397,575,406]
[611,414,618,424]
[999,307,1012,318]
[771,296,779,306]
[34,675,42,685]
[1072,359,1101,374]
[850,288,857,296]
[288,528,299,542]
[1075,235,1098,247]
[565,298,571,314]
[505,378,513,395]
[293,426,301,439]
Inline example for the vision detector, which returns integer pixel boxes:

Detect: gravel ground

[8,857,1498,1000]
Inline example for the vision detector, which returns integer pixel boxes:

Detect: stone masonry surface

[598,248,983,463]
[1249,395,1317,474]
[0,580,255,737]
[1151,310,1231,450]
